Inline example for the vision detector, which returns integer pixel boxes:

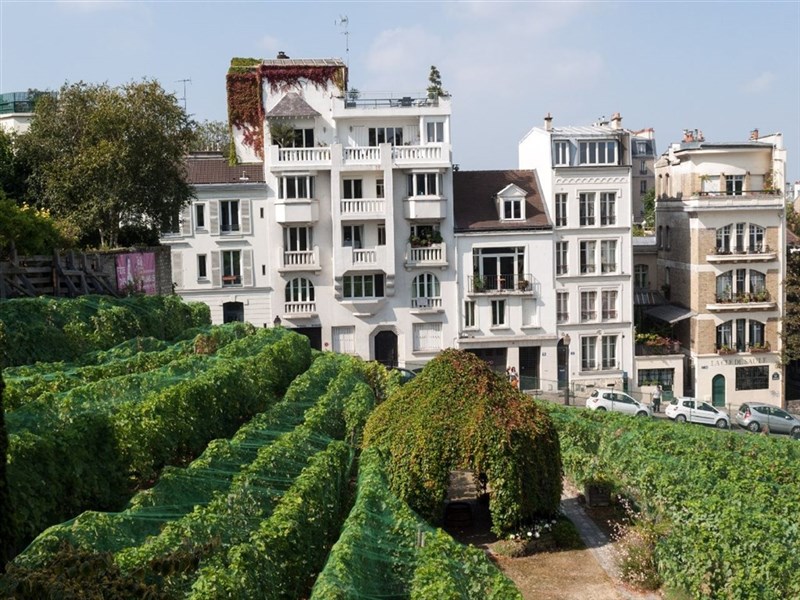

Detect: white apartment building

[166,55,458,367]
[519,113,636,391]
[653,129,787,408]
[452,169,557,390]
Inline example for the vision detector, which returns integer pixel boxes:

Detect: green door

[712,375,726,407]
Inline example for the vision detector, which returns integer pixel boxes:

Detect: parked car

[665,397,729,429]
[390,367,417,385]
[735,402,800,437]
[585,389,652,417]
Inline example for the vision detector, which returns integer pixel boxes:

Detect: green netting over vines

[363,349,562,534]
[2,324,311,558]
[4,351,376,598]
[0,294,211,367]
[310,447,521,600]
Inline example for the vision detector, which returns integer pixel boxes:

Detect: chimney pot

[750,128,759,141]
[277,51,289,59]
[544,112,553,131]
[611,112,622,130]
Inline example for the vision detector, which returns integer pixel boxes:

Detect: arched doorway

[222,301,244,323]
[374,330,398,367]
[712,374,726,407]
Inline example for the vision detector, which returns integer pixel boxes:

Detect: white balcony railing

[352,248,377,265]
[280,247,320,271]
[276,146,331,164]
[338,245,390,272]
[340,198,386,218]
[405,243,447,268]
[284,301,316,314]
[411,296,443,309]
[393,145,443,163]
[344,147,381,164]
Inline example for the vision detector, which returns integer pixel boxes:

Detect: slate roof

[185,153,265,185]
[453,170,551,232]
[260,58,345,68]
[266,92,320,119]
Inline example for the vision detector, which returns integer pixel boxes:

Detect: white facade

[519,113,636,390]
[168,57,458,368]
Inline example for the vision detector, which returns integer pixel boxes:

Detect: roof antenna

[176,78,192,113]
[336,15,350,73]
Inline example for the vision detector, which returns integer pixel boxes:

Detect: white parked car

[665,397,730,429]
[585,389,652,418]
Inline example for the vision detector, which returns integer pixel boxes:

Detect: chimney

[750,128,759,141]
[544,113,553,131]
[276,51,289,59]
[611,112,622,130]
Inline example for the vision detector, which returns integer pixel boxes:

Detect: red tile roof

[453,170,551,231]
[185,153,265,184]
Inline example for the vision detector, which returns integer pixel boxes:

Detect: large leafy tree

[189,119,232,160]
[18,81,194,248]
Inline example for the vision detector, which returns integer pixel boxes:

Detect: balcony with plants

[468,273,538,297]
[708,287,776,312]
[405,231,447,269]
[635,333,683,356]
[706,243,777,264]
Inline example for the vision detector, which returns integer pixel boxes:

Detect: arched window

[285,278,315,303]
[412,273,441,308]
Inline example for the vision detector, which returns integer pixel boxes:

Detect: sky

[2,0,799,183]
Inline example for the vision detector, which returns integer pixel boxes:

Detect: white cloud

[742,71,776,93]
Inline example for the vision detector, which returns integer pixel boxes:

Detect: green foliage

[363,349,562,534]
[0,295,210,368]
[642,188,656,228]
[16,80,194,248]
[783,249,800,362]
[189,119,232,160]
[0,373,12,569]
[547,404,800,598]
[427,65,446,98]
[0,194,64,258]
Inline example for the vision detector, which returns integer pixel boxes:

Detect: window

[557,291,569,324]
[579,140,617,165]
[716,321,733,349]
[600,193,616,225]
[600,240,617,273]
[634,264,649,288]
[222,250,241,286]
[726,175,744,196]
[412,273,441,308]
[332,326,355,354]
[283,128,314,148]
[502,196,523,220]
[637,368,674,387]
[556,241,568,275]
[472,246,525,290]
[716,225,731,253]
[408,173,440,196]
[285,278,315,303]
[749,224,765,253]
[735,223,745,253]
[736,318,747,352]
[749,321,765,347]
[413,322,442,352]
[602,290,617,320]
[343,179,363,199]
[639,160,648,175]
[657,226,663,249]
[555,193,567,227]
[220,200,240,233]
[579,193,595,226]
[736,366,769,390]
[278,175,315,199]
[601,335,617,369]
[581,336,597,370]
[368,126,403,146]
[377,225,386,246]
[581,290,597,321]
[284,226,312,251]
[640,180,647,194]
[554,141,570,166]
[464,300,476,328]
[376,178,385,198]
[491,299,506,326]
[664,226,671,250]
[426,121,444,143]
[343,225,363,248]
[715,318,769,352]
[195,204,206,230]
[580,241,596,274]
[750,271,766,294]
[343,274,384,299]
[197,254,207,279]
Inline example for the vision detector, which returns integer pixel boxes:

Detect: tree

[642,188,656,229]
[427,65,446,99]
[783,250,800,363]
[190,119,232,160]
[18,80,194,248]
[0,193,65,258]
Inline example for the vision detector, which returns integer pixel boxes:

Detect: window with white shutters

[413,322,442,352]
[332,326,356,354]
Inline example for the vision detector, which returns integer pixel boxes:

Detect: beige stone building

[653,129,787,408]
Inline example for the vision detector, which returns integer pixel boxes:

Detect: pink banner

[116,252,157,294]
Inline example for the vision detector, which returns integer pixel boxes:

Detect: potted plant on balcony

[517,279,530,292]
[718,345,736,355]
[749,342,771,353]
[472,276,486,293]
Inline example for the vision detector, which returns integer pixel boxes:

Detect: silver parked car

[735,402,800,437]
[585,389,652,417]
[665,397,730,429]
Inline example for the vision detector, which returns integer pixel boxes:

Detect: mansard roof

[453,170,551,232]
[185,153,265,184]
[265,92,321,118]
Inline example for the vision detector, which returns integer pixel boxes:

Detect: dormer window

[495,183,527,221]
[554,140,571,166]
[579,140,617,165]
